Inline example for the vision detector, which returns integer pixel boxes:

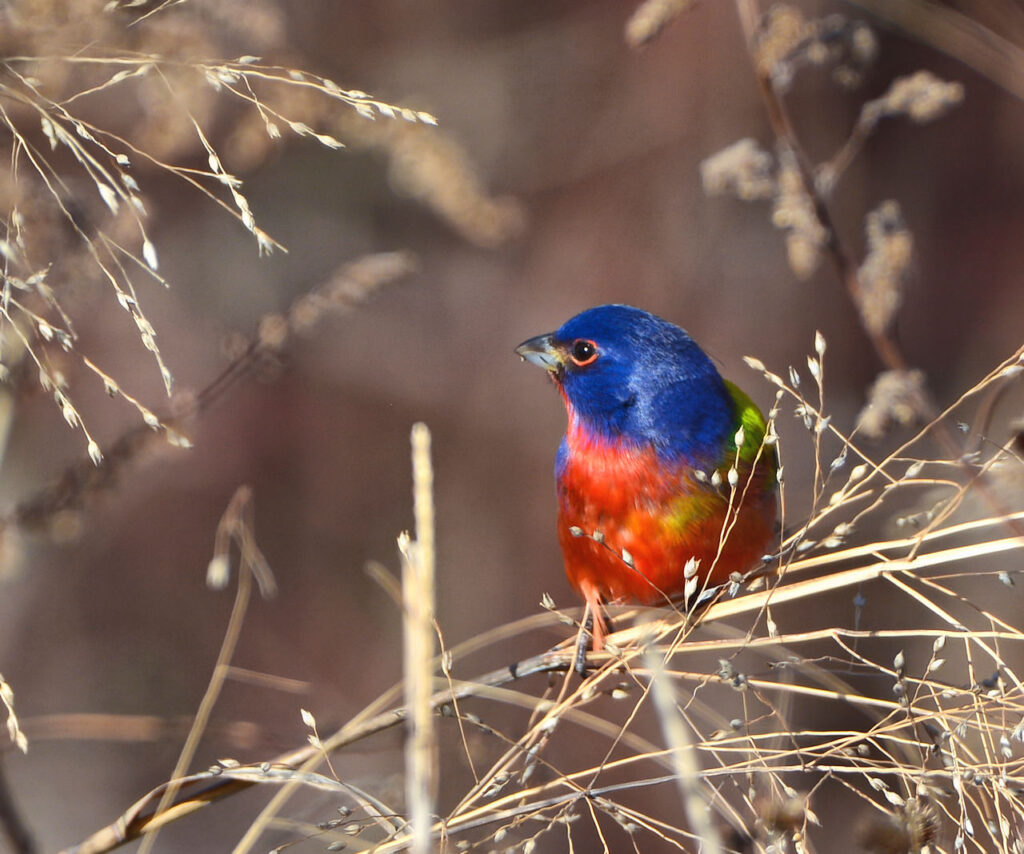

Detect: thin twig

[136,486,263,854]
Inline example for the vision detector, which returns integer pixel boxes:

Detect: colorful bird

[516,305,778,652]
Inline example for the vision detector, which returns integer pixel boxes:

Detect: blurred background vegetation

[0,1,1022,851]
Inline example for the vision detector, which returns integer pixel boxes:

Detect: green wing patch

[723,380,776,476]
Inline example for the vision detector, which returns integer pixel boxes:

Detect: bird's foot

[573,623,590,678]
[573,611,616,678]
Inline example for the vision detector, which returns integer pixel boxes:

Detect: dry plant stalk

[400,423,439,854]
[136,485,274,854]
[849,0,1024,102]
[646,648,725,854]
[0,672,27,754]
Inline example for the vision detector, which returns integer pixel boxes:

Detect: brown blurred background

[1,1,1023,851]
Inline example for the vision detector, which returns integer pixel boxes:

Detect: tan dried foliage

[857,200,913,336]
[624,0,698,48]
[772,146,826,280]
[333,111,526,249]
[700,138,775,201]
[755,3,815,79]
[857,368,929,439]
[865,70,965,125]
[754,4,878,90]
[0,0,455,460]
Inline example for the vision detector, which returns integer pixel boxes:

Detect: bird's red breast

[556,405,777,610]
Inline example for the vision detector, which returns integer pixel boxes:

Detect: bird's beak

[515,333,564,374]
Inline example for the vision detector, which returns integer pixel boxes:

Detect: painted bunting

[517,305,777,651]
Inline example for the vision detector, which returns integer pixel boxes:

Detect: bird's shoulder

[722,380,775,471]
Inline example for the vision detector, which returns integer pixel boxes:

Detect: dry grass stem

[0,672,27,754]
[855,201,913,337]
[646,647,725,853]
[136,485,270,854]
[402,423,438,854]
[849,0,1024,102]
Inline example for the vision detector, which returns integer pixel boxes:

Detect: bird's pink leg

[580,578,606,652]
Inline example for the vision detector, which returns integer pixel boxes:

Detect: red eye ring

[569,338,599,367]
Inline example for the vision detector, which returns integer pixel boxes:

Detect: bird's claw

[574,616,592,678]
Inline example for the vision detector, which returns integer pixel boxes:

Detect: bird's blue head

[516,305,735,463]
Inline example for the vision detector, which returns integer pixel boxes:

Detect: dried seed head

[700,138,775,201]
[773,147,826,279]
[857,201,912,335]
[206,554,230,589]
[786,232,822,280]
[857,369,928,439]
[258,313,289,350]
[857,800,938,854]
[850,23,878,66]
[759,794,807,835]
[87,440,103,465]
[755,4,812,88]
[624,0,696,48]
[867,70,964,124]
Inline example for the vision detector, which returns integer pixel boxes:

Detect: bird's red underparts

[557,395,777,650]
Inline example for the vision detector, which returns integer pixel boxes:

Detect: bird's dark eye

[569,338,599,367]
